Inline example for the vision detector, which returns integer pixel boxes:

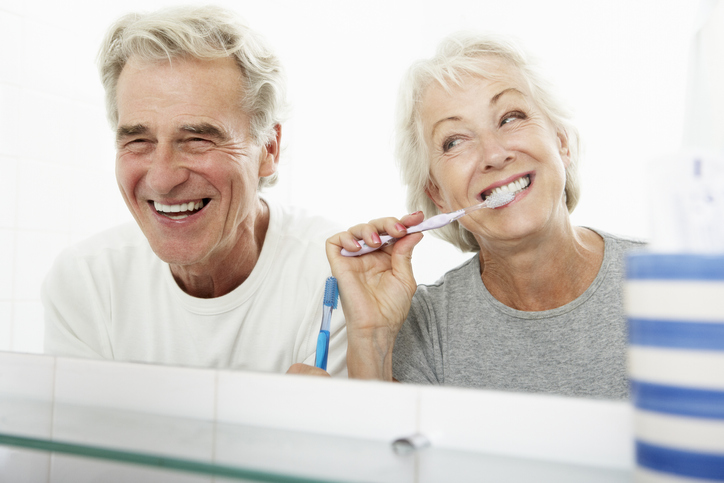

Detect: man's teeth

[154,200,205,219]
[489,175,530,197]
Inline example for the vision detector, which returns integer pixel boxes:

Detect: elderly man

[41,6,346,375]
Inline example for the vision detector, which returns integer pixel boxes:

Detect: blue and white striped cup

[626,253,724,482]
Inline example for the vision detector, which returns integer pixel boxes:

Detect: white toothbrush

[341,191,515,257]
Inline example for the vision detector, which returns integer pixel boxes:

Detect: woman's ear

[425,179,447,211]
[557,129,571,168]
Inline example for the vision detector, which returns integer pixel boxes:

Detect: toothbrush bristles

[485,191,515,208]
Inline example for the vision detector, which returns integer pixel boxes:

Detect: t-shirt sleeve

[41,248,113,360]
[392,290,441,385]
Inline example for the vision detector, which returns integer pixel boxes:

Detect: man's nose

[145,144,190,195]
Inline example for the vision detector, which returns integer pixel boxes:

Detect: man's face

[114,56,277,268]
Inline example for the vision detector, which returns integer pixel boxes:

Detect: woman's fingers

[331,212,428,255]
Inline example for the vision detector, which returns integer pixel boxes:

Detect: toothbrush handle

[341,235,395,257]
[340,212,459,257]
[314,329,330,370]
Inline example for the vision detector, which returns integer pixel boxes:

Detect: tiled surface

[217,370,419,441]
[419,448,630,483]
[13,230,69,300]
[0,353,636,481]
[0,157,18,229]
[11,300,44,353]
[0,229,14,298]
[0,447,51,483]
[50,455,211,483]
[16,159,74,231]
[0,83,21,157]
[214,423,415,483]
[0,303,11,351]
[0,11,22,85]
[53,358,216,419]
[417,384,635,470]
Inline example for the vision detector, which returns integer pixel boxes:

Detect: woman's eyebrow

[490,87,524,106]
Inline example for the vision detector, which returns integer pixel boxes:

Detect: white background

[0,0,697,353]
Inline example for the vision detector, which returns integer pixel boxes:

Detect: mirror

[1,0,694,370]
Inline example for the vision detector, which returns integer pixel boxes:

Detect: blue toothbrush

[315,277,339,370]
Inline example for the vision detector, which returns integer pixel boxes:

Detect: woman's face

[420,57,571,246]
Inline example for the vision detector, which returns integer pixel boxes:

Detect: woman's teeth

[488,175,530,198]
[154,200,205,220]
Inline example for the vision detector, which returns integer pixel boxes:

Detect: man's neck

[169,199,271,298]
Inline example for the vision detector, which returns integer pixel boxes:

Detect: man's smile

[152,199,208,220]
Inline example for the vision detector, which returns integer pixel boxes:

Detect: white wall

[0,0,696,353]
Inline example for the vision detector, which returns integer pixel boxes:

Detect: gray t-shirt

[392,229,645,399]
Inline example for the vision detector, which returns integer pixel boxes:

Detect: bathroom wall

[0,3,132,353]
[0,0,696,355]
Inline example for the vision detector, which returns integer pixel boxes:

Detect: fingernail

[410,211,422,216]
[353,239,361,248]
[372,233,381,244]
[395,223,407,233]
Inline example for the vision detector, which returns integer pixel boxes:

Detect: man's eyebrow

[116,124,148,140]
[490,87,524,105]
[181,123,229,141]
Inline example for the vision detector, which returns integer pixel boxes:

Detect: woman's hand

[326,212,425,381]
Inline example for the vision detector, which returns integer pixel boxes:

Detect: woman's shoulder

[415,254,480,299]
[587,227,647,253]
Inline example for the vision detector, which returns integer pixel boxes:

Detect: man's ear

[259,124,282,177]
[425,179,447,212]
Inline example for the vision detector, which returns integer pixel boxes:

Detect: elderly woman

[327,33,643,399]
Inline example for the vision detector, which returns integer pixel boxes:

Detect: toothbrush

[341,191,515,257]
[314,277,339,370]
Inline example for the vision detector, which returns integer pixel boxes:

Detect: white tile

[50,454,211,483]
[0,302,11,351]
[68,165,133,243]
[0,350,55,398]
[0,447,50,483]
[217,371,419,441]
[0,229,14,299]
[0,157,18,228]
[13,230,69,300]
[0,351,55,437]
[52,403,215,463]
[16,160,73,231]
[16,91,74,166]
[418,385,635,470]
[53,357,216,420]
[12,300,44,353]
[214,423,414,483]
[0,12,22,84]
[0,84,21,157]
[419,448,630,483]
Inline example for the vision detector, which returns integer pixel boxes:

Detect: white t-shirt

[42,198,347,376]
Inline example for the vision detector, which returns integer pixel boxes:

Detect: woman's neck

[478,225,604,311]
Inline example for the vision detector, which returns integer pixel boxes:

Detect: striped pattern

[626,253,724,482]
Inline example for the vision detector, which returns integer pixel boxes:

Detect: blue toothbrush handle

[315,330,330,370]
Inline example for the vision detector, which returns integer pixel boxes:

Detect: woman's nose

[479,135,514,171]
[145,144,190,195]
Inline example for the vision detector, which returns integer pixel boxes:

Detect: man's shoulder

[268,199,345,244]
[70,221,148,255]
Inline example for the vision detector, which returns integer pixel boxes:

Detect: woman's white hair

[98,5,288,189]
[395,32,581,252]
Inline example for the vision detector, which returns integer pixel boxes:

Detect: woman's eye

[500,111,526,126]
[443,138,461,152]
